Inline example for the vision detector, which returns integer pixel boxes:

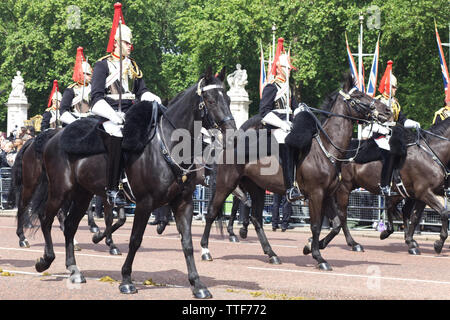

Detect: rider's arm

[60,88,74,115]
[259,84,277,117]
[40,111,51,131]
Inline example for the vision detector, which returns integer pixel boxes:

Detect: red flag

[106,2,126,53]
[72,47,86,84]
[378,60,393,95]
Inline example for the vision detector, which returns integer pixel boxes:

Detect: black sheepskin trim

[34,129,59,154]
[285,111,317,150]
[346,138,382,164]
[389,125,407,157]
[60,117,106,155]
[122,100,155,153]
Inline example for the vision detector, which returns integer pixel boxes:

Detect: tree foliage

[0,0,448,132]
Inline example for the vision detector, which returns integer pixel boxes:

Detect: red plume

[72,47,86,84]
[47,80,59,108]
[270,38,285,76]
[106,2,126,53]
[378,60,393,95]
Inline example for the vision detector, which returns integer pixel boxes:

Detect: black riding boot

[380,150,396,196]
[105,135,127,207]
[280,144,302,203]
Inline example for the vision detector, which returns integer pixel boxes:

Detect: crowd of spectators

[0,126,35,168]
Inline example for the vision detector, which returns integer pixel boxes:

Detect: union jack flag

[366,36,380,97]
[259,42,267,99]
[345,33,363,92]
[435,22,449,94]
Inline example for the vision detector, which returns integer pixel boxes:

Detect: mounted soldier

[259,37,301,203]
[60,47,93,126]
[41,80,62,131]
[90,2,161,206]
[363,60,421,196]
[432,84,450,125]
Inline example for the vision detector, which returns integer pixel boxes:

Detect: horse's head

[197,66,237,132]
[339,72,392,123]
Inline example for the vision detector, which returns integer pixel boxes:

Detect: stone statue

[10,71,26,99]
[227,64,248,96]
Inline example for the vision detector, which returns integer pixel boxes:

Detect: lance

[388,68,392,108]
[118,17,123,113]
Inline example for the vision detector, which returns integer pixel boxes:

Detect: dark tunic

[259,83,298,119]
[90,56,149,113]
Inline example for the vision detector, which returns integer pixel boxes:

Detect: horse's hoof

[318,262,333,271]
[411,240,419,248]
[303,242,312,255]
[119,283,137,294]
[156,223,167,235]
[380,230,393,240]
[69,272,86,284]
[74,244,82,251]
[89,226,100,234]
[92,233,102,244]
[408,247,421,255]
[434,241,443,254]
[269,256,282,265]
[352,244,364,252]
[201,253,213,261]
[193,288,213,299]
[35,258,51,273]
[239,228,248,239]
[110,247,122,256]
[229,235,239,243]
[19,240,30,248]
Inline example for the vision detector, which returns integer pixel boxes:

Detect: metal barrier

[191,185,449,232]
[0,167,12,209]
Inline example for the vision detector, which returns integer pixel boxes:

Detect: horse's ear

[217,66,226,82]
[204,66,213,82]
[342,71,355,92]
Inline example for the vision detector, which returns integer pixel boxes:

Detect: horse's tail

[6,138,34,209]
[28,166,49,233]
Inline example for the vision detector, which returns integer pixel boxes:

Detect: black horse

[7,131,124,254]
[32,67,235,298]
[200,74,392,270]
[323,118,450,255]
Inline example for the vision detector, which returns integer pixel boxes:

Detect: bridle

[196,78,234,130]
[339,87,379,121]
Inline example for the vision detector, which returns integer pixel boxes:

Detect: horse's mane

[167,83,196,107]
[239,114,263,131]
[428,117,450,138]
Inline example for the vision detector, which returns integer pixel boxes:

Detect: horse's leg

[335,187,364,251]
[92,202,126,255]
[200,175,239,261]
[317,197,346,250]
[239,201,250,239]
[87,204,100,233]
[405,200,425,255]
[172,198,212,299]
[64,190,92,283]
[303,192,332,270]
[16,187,33,248]
[380,197,402,240]
[246,184,281,264]
[419,192,449,254]
[227,196,240,242]
[119,198,153,294]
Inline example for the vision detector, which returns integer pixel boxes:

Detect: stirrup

[106,190,127,207]
[286,186,303,203]
[380,185,391,197]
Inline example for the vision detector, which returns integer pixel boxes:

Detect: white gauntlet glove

[404,119,420,129]
[91,99,124,125]
[372,123,390,135]
[141,91,162,104]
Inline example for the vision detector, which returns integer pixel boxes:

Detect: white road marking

[0,247,123,259]
[248,266,450,286]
